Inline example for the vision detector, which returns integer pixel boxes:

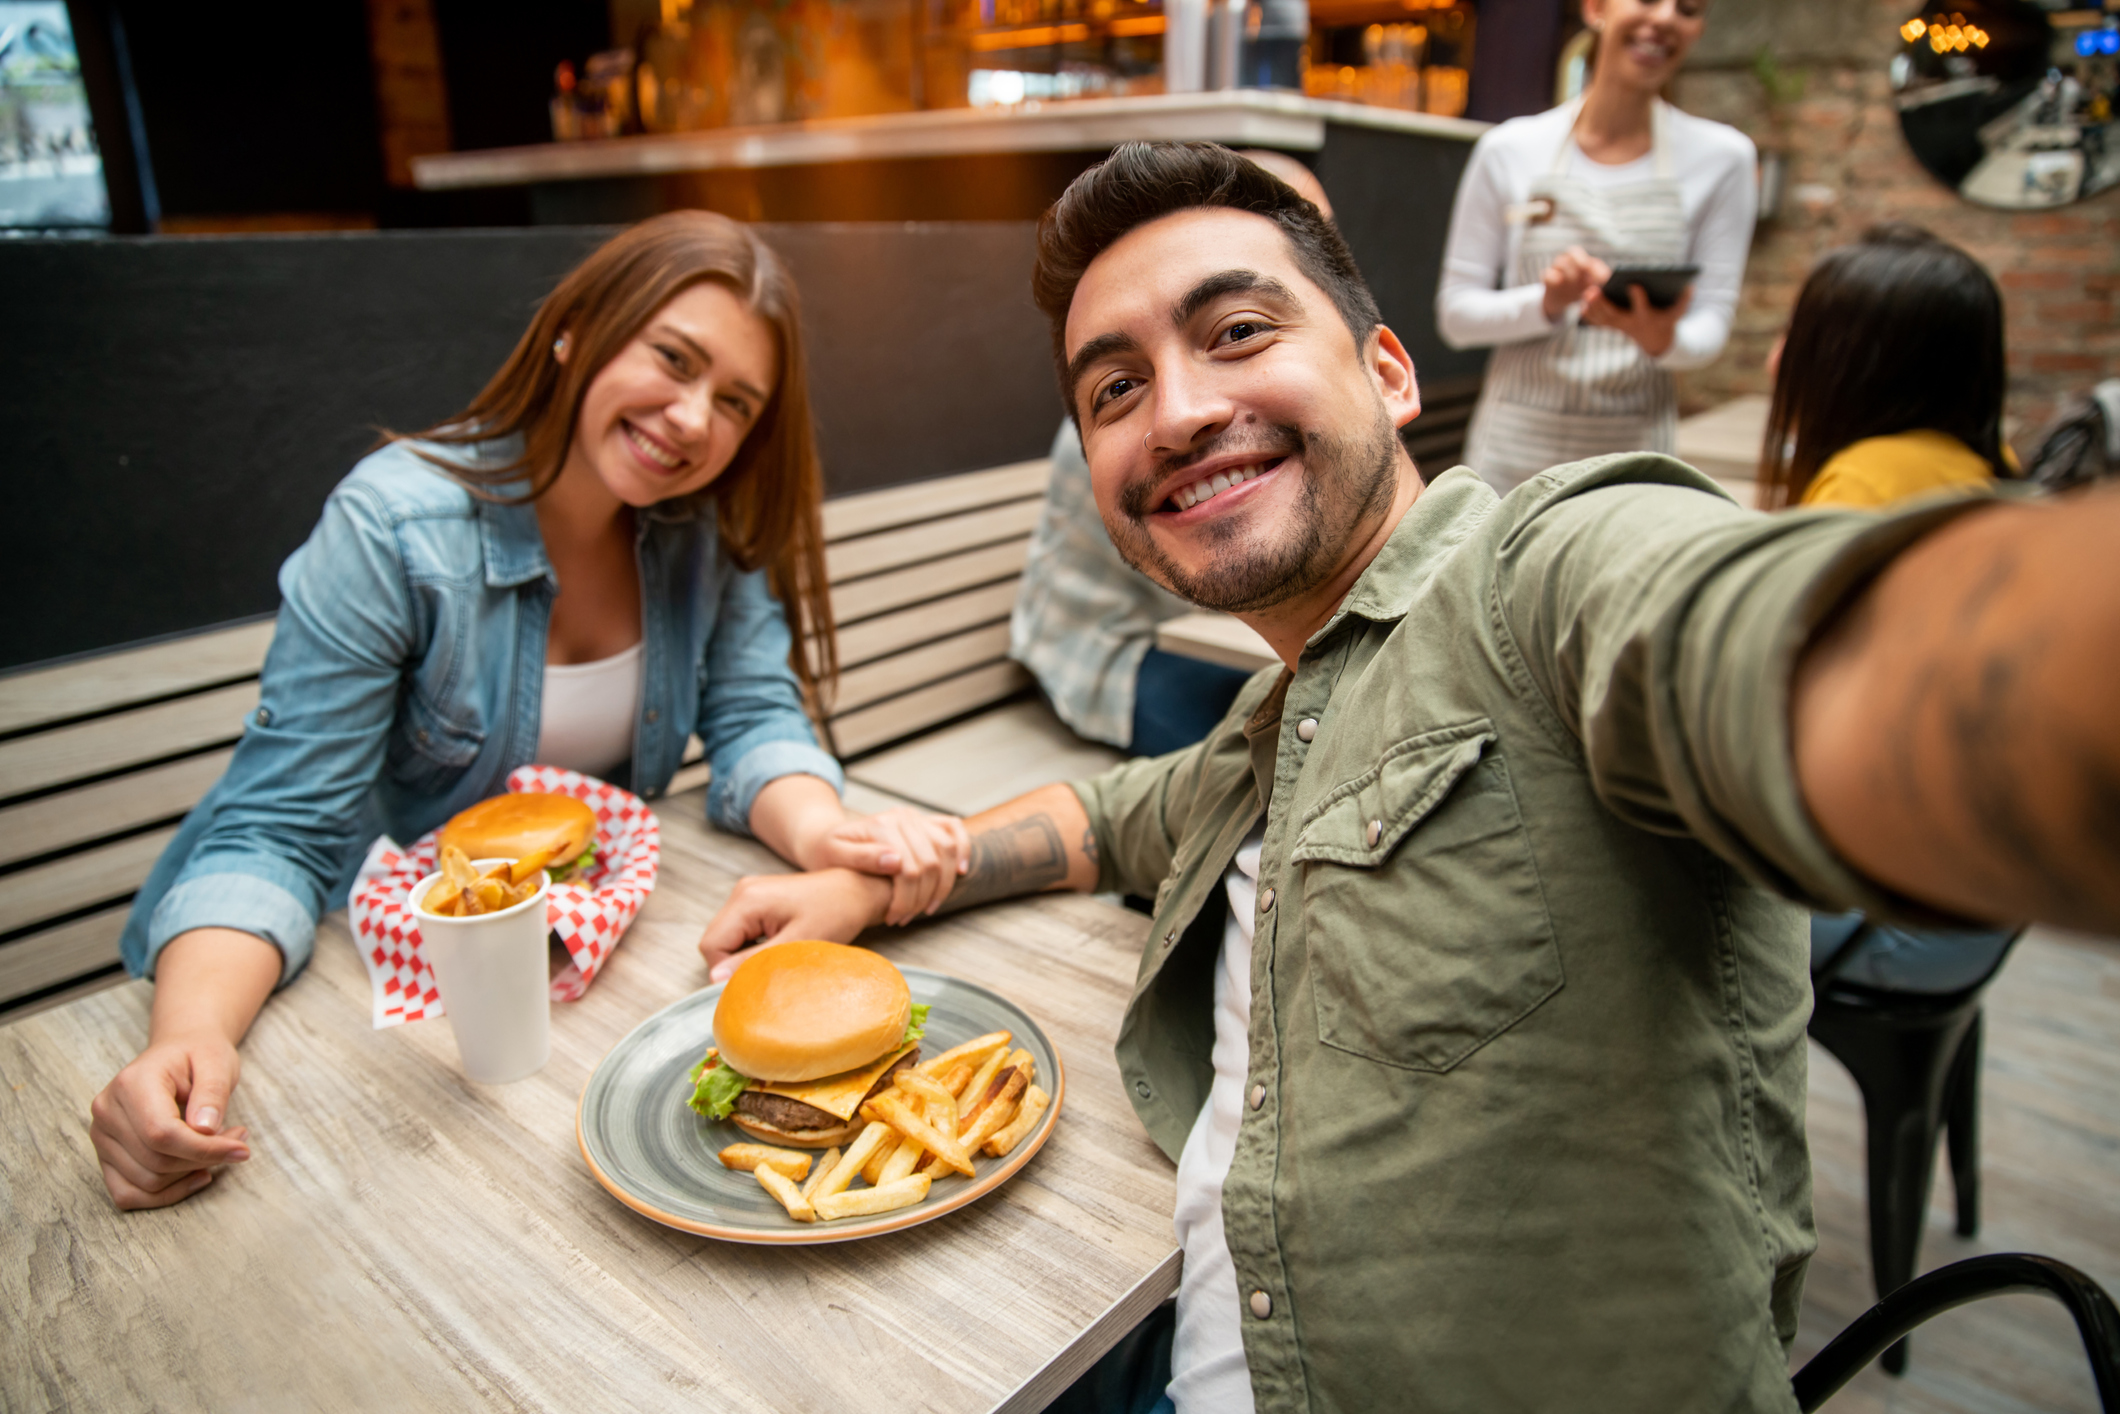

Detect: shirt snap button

[1163,931,1177,949]
[1366,818,1383,848]
[1259,887,1275,913]
[1250,1290,1272,1319]
[645,708,660,724]
[1249,1084,1266,1110]
[417,727,430,744]
[1133,1079,1153,1099]
[1296,717,1317,742]
[254,707,272,727]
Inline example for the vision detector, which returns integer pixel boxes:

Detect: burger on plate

[438,792,598,882]
[687,940,929,1147]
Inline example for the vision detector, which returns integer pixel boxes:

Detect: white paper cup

[409,859,551,1084]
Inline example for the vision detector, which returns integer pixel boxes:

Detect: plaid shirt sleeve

[1009,421,1191,748]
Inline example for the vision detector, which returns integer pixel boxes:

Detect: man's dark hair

[1032,142,1381,412]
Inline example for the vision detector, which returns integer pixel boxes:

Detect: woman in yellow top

[1759,223,2012,510]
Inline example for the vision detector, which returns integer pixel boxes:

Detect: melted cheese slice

[751,1042,918,1121]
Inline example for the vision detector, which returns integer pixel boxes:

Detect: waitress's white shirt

[1165,829,1265,1414]
[1435,101,1756,372]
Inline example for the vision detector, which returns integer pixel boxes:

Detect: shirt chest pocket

[1290,719,1561,1073]
[384,687,486,793]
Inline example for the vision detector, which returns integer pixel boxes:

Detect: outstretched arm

[1793,486,2120,930]
[698,784,1100,980]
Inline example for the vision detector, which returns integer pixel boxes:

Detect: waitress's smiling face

[1586,0,1707,90]
[570,281,779,508]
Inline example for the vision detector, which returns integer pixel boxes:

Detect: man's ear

[1366,324,1422,429]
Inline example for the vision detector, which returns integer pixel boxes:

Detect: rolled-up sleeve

[699,564,842,834]
[134,483,419,984]
[1495,457,1994,918]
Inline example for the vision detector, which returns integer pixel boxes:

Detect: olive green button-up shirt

[1070,456,1984,1414]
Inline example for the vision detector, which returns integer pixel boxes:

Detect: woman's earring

[552,335,569,359]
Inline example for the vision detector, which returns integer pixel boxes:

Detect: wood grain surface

[0,788,1177,1414]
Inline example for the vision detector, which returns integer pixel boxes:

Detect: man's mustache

[1118,425,1306,520]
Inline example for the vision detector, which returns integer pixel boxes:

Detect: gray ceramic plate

[577,967,1065,1243]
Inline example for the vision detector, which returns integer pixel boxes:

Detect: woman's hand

[88,926,280,1211]
[1582,281,1692,358]
[89,1033,251,1209]
[746,777,968,925]
[697,868,893,982]
[1541,246,1613,322]
[807,808,971,925]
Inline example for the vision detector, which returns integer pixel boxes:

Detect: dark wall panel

[0,221,1056,670]
[1312,120,1490,391]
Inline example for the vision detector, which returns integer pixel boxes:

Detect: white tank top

[535,641,643,779]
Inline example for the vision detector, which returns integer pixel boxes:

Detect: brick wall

[1670,0,2120,451]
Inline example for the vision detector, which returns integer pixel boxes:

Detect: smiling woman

[87,213,970,1214]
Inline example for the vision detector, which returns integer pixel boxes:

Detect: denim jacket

[122,439,843,985]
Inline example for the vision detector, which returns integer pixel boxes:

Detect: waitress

[1437,0,1755,493]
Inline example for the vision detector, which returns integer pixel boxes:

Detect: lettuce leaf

[549,842,598,883]
[903,1002,930,1048]
[687,1053,751,1120]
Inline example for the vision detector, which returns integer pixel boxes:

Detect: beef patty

[734,1047,919,1132]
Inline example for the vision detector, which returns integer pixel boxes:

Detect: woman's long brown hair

[392,211,836,704]
[1759,223,2007,510]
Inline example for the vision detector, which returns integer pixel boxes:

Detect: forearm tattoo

[937,813,1070,915]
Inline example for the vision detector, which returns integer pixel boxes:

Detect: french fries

[862,1090,976,1178]
[718,1143,812,1180]
[814,1174,931,1221]
[799,1145,841,1204]
[711,1024,1056,1226]
[960,1066,1030,1154]
[817,1122,896,1199]
[916,1031,1010,1080]
[423,844,540,917]
[983,1085,1049,1158]
[753,1164,816,1222]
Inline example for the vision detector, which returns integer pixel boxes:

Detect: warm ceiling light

[1902,17,1927,40]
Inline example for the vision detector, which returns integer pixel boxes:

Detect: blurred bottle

[550,61,583,140]
[1244,0,1306,89]
[638,0,719,132]
[579,49,638,136]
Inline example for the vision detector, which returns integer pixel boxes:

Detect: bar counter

[411,90,1486,191]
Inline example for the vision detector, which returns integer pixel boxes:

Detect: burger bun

[439,792,595,868]
[714,940,911,1083]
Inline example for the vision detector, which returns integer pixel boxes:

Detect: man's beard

[1104,407,1400,614]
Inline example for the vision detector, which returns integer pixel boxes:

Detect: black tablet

[1600,264,1699,310]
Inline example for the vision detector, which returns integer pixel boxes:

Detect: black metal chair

[1807,913,2024,1373]
[1792,1253,2120,1411]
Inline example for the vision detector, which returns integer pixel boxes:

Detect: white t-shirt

[535,641,643,779]
[1435,100,1757,372]
[1165,829,1265,1414]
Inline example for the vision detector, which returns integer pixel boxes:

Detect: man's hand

[806,808,971,925]
[1581,281,1691,358]
[1540,246,1612,322]
[89,1033,251,1210]
[698,868,892,982]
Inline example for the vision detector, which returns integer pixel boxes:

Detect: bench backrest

[0,459,1049,1016]
[0,621,271,1014]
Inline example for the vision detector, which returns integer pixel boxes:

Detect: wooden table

[0,790,1178,1414]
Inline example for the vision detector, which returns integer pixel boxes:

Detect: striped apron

[1462,99,1689,494]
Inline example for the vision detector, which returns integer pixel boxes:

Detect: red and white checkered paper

[350,766,660,1028]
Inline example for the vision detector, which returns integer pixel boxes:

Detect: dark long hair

[1760,223,2008,509]
[390,212,836,702]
